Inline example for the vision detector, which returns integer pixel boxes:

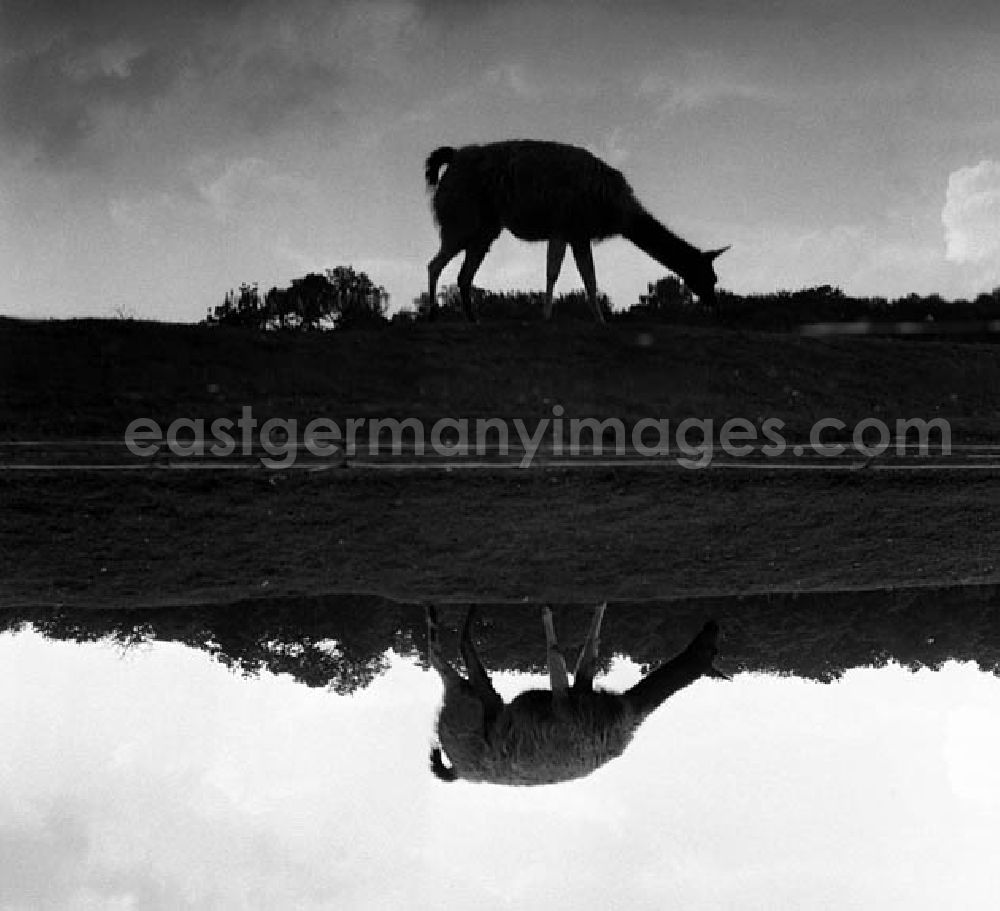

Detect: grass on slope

[2,316,998,440]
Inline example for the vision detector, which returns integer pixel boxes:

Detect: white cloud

[271,238,324,275]
[108,191,181,233]
[195,157,316,222]
[61,39,147,82]
[587,126,631,168]
[0,0,424,168]
[945,703,1000,805]
[639,74,782,113]
[942,160,1000,265]
[637,49,789,115]
[483,62,540,100]
[695,221,949,299]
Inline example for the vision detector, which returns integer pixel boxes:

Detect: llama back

[433,140,637,243]
[462,689,640,786]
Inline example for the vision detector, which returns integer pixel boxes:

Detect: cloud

[482,61,598,103]
[108,191,182,232]
[106,157,316,233]
[0,0,420,169]
[483,62,538,99]
[720,221,951,298]
[636,45,791,115]
[942,160,1000,264]
[195,157,316,221]
[0,0,247,166]
[638,72,783,113]
[588,126,631,168]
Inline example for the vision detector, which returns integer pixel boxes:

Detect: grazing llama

[424,139,729,323]
[425,603,728,786]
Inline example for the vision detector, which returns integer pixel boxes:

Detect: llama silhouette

[425,603,728,786]
[424,139,728,323]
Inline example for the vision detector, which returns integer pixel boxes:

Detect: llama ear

[706,245,731,261]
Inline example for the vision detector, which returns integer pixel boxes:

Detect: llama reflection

[426,603,727,786]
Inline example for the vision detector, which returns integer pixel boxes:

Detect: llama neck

[623,207,702,278]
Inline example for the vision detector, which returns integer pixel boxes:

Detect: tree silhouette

[632,275,698,319]
[324,266,389,329]
[206,282,267,329]
[4,585,1000,695]
[205,267,388,331]
[289,272,338,330]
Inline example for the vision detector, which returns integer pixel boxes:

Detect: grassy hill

[2,316,998,440]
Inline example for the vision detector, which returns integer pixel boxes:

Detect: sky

[2,629,999,909]
[2,0,1000,321]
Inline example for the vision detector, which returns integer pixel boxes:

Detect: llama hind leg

[541,606,570,694]
[427,241,461,317]
[457,238,494,323]
[572,601,606,693]
[544,238,567,320]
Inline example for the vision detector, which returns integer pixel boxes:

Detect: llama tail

[429,746,458,782]
[425,146,456,188]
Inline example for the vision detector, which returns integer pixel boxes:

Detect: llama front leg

[570,240,605,324]
[544,238,567,320]
[460,607,503,710]
[572,601,606,693]
[542,606,570,694]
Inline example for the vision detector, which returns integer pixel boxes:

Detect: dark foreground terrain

[2,315,999,440]
[1,317,997,608]
[3,456,997,610]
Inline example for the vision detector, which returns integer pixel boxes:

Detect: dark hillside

[1,317,997,440]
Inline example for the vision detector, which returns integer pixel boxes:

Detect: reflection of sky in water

[2,629,999,910]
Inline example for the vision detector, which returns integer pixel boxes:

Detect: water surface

[2,587,998,909]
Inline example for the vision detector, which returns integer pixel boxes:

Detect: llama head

[682,246,729,309]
